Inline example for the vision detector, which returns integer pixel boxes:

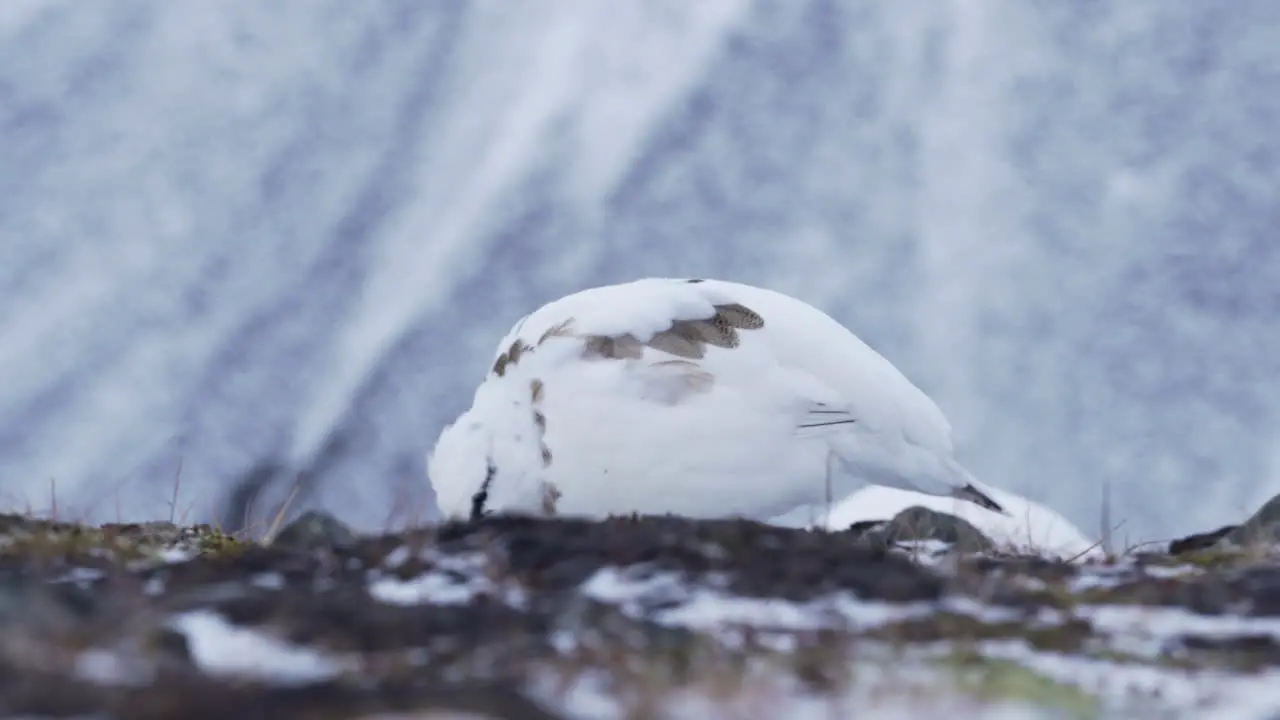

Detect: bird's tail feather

[947,461,1010,516]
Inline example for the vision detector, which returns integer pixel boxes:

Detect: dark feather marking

[648,323,707,359]
[582,334,645,360]
[491,338,534,377]
[650,359,701,367]
[538,318,575,345]
[578,302,763,362]
[648,358,715,397]
[664,317,733,352]
[797,419,859,429]
[540,482,561,515]
[699,317,739,348]
[714,303,765,330]
[470,459,496,521]
[491,319,576,378]
[958,483,1007,514]
[638,303,766,359]
[530,375,552,470]
[508,339,531,364]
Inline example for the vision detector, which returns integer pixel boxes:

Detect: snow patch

[579,566,1024,638]
[170,610,349,684]
[368,550,524,607]
[823,484,1103,561]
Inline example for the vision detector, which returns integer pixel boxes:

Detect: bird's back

[686,279,955,454]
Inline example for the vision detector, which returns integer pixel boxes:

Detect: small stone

[1169,524,1238,555]
[862,506,995,554]
[270,510,359,551]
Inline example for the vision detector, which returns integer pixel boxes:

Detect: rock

[844,519,888,538]
[1168,524,1239,555]
[1224,493,1280,547]
[99,521,182,543]
[857,506,995,554]
[1165,493,1280,554]
[269,510,359,552]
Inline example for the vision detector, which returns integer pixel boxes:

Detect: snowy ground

[4,512,1280,718]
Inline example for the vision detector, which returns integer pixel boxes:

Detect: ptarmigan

[429,278,1005,524]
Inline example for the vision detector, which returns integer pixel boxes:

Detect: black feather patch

[470,459,496,521]
[958,483,1006,515]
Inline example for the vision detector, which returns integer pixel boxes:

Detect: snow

[822,484,1104,561]
[580,567,936,636]
[1080,604,1280,649]
[250,572,286,589]
[983,642,1280,720]
[155,547,198,564]
[368,549,526,607]
[169,610,350,684]
[369,570,493,607]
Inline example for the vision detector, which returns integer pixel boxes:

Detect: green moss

[0,513,253,563]
[944,652,1101,718]
[190,526,254,556]
[1172,546,1262,569]
[869,612,1092,653]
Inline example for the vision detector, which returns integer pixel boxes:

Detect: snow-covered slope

[1,1,1278,543]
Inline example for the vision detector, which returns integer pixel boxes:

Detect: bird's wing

[485,278,858,429]
[692,279,956,453]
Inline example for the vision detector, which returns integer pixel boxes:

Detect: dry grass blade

[260,478,305,547]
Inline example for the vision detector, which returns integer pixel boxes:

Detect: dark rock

[1225,493,1280,546]
[270,510,360,552]
[844,519,887,538]
[857,506,995,554]
[1169,524,1239,555]
[1168,494,1280,554]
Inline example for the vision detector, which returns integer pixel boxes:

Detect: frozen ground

[4,512,1280,718]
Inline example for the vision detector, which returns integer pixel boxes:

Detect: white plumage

[428,277,1005,524]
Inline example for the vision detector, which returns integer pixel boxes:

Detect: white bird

[428,277,1005,524]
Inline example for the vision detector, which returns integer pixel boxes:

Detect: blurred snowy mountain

[1,0,1277,543]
